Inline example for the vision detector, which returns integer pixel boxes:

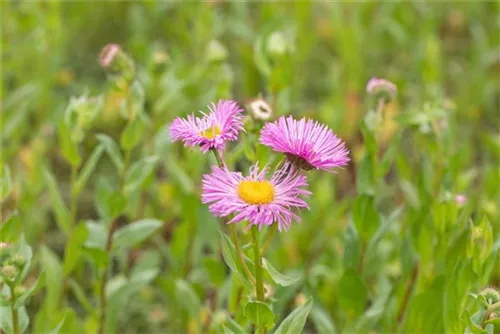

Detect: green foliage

[1,2,499,333]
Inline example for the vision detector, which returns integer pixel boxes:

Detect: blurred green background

[1,1,499,333]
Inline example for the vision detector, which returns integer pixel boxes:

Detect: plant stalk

[10,284,20,334]
[251,226,266,334]
[98,218,119,334]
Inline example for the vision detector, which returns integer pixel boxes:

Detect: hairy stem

[10,284,20,334]
[396,262,419,328]
[69,164,78,228]
[98,218,119,334]
[251,226,266,334]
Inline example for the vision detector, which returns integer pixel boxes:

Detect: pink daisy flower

[202,163,310,231]
[169,100,244,153]
[260,116,350,172]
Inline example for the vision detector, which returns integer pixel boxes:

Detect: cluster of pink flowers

[170,100,349,231]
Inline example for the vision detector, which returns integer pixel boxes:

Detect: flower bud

[0,242,11,251]
[467,218,493,274]
[14,285,26,297]
[247,98,273,121]
[1,265,18,281]
[99,43,135,82]
[99,44,121,69]
[206,40,228,63]
[366,77,397,102]
[266,31,288,58]
[10,254,25,268]
[480,287,500,305]
[455,194,467,207]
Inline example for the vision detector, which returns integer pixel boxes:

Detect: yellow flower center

[237,180,275,205]
[200,126,221,139]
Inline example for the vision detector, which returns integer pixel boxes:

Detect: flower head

[169,100,244,153]
[455,194,467,207]
[202,163,310,231]
[99,44,121,68]
[247,97,273,121]
[366,77,397,101]
[260,116,350,172]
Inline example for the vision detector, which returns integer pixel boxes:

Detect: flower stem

[251,225,266,334]
[230,224,255,284]
[251,226,265,302]
[9,284,20,334]
[98,218,119,334]
[69,164,78,228]
[396,262,419,329]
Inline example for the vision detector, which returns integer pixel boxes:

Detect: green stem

[230,224,255,284]
[98,218,119,334]
[251,226,265,302]
[9,284,20,334]
[251,226,266,334]
[69,164,78,227]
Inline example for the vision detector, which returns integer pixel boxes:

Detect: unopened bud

[266,31,288,58]
[99,44,135,82]
[11,254,25,268]
[294,292,307,307]
[480,287,500,304]
[366,77,397,102]
[1,265,17,280]
[0,242,11,251]
[455,194,467,207]
[14,285,26,297]
[247,98,273,121]
[206,40,228,63]
[99,44,121,69]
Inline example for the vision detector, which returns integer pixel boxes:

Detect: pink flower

[260,116,350,172]
[99,44,121,68]
[366,77,397,99]
[169,100,244,153]
[202,163,310,231]
[455,194,467,207]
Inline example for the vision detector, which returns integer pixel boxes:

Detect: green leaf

[14,273,45,308]
[338,270,367,318]
[219,231,251,289]
[16,235,33,282]
[203,257,227,287]
[462,310,487,333]
[48,316,66,334]
[42,166,71,235]
[63,223,89,276]
[244,301,275,329]
[343,222,361,270]
[95,181,127,220]
[444,261,474,333]
[0,305,29,334]
[175,279,202,317]
[120,118,145,150]
[274,298,313,334]
[310,306,337,334]
[352,195,379,241]
[112,219,163,250]
[84,221,107,250]
[105,269,158,333]
[74,143,105,195]
[67,278,94,316]
[58,121,81,166]
[356,155,375,195]
[262,258,300,286]
[124,156,159,194]
[0,210,19,242]
[40,246,63,312]
[96,134,124,172]
[0,165,12,201]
